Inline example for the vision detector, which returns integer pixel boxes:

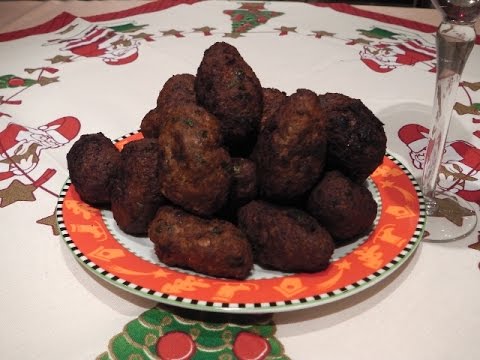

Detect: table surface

[1,1,479,360]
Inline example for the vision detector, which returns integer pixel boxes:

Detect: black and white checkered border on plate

[56,140,426,313]
[114,131,139,143]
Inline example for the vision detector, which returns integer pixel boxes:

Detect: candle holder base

[423,192,477,242]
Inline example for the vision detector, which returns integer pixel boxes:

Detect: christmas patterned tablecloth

[1,1,480,359]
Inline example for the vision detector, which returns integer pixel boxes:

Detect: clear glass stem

[421,21,475,215]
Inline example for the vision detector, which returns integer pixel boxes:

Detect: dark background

[304,1,433,7]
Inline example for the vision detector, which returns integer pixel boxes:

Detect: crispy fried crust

[111,139,167,235]
[238,200,334,273]
[66,133,120,206]
[140,74,196,139]
[217,157,258,221]
[230,157,257,206]
[260,88,287,132]
[252,89,327,201]
[318,93,387,183]
[157,73,196,110]
[149,206,253,279]
[158,103,231,216]
[140,108,163,139]
[307,170,377,240]
[195,42,263,155]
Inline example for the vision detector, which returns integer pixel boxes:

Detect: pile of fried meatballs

[67,42,386,280]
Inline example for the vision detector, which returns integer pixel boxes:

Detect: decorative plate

[56,132,426,313]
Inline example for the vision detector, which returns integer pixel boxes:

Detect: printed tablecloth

[1,1,479,359]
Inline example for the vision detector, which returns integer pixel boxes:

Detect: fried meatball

[318,93,387,183]
[149,206,253,279]
[158,103,231,216]
[260,88,287,132]
[230,158,257,205]
[67,133,120,206]
[195,42,263,155]
[307,170,377,241]
[238,200,334,273]
[157,73,196,109]
[252,89,327,202]
[111,139,167,235]
[140,108,162,139]
[140,74,196,139]
[217,157,258,221]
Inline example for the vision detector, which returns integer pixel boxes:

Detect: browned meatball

[217,157,258,221]
[252,89,327,202]
[140,108,162,139]
[149,206,253,279]
[260,87,287,132]
[140,74,196,139]
[195,42,263,155]
[238,200,334,273]
[157,73,196,109]
[111,139,167,235]
[67,133,120,206]
[307,170,377,241]
[318,93,387,183]
[230,157,257,207]
[158,103,231,216]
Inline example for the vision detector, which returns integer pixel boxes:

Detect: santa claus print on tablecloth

[306,24,436,73]
[398,123,480,206]
[45,21,153,66]
[356,27,436,73]
[0,117,80,212]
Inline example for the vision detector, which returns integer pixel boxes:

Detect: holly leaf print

[108,23,147,33]
[37,76,59,86]
[46,55,73,64]
[454,102,480,116]
[462,81,480,91]
[357,27,399,39]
